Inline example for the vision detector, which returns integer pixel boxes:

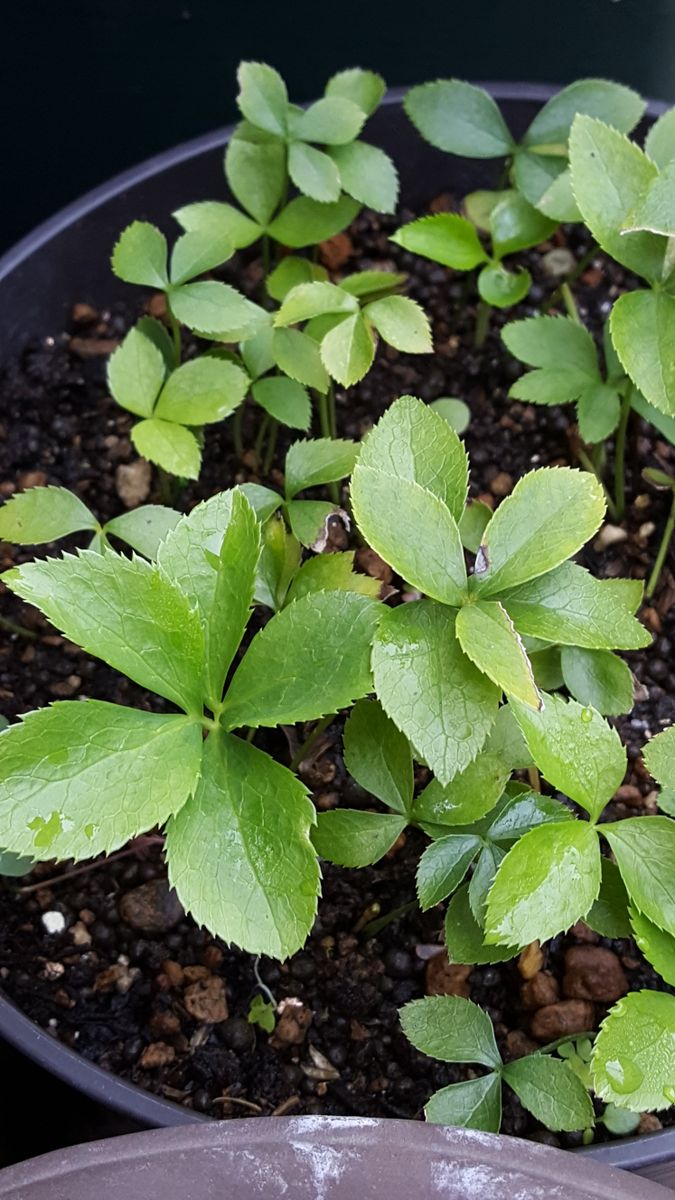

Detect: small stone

[319,232,353,269]
[184,976,229,1024]
[147,293,168,318]
[93,963,140,995]
[139,1041,176,1069]
[638,1113,663,1134]
[542,248,576,280]
[115,460,152,508]
[71,302,99,324]
[41,911,66,935]
[531,1000,595,1042]
[594,524,628,551]
[490,471,514,499]
[161,959,185,988]
[18,470,48,489]
[505,1029,539,1060]
[615,784,644,808]
[521,972,559,1010]
[425,950,472,998]
[49,674,81,697]
[118,878,184,934]
[69,336,119,357]
[53,988,75,1009]
[219,1016,255,1053]
[569,921,599,944]
[563,945,628,1003]
[70,920,92,947]
[518,941,543,979]
[270,998,313,1048]
[42,961,65,981]
[183,964,210,984]
[149,1011,182,1039]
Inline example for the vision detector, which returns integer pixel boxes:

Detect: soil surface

[0,204,674,1146]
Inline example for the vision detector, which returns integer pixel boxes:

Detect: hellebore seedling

[400,995,594,1134]
[405,77,644,223]
[175,64,398,257]
[0,485,181,558]
[350,395,649,783]
[591,991,675,1113]
[0,489,382,958]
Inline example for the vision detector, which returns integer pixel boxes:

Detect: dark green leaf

[343,697,413,814]
[405,80,514,157]
[585,858,632,939]
[503,1055,594,1131]
[561,646,634,716]
[312,809,407,867]
[425,1075,502,1132]
[417,833,482,909]
[400,994,501,1067]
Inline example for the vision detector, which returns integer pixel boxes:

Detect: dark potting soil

[0,203,674,1145]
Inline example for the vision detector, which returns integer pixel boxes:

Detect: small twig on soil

[213,1094,263,1114]
[16,836,164,894]
[0,616,37,641]
[646,490,675,599]
[253,955,277,1007]
[271,1094,300,1117]
[289,713,336,772]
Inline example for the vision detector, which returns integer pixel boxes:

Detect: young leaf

[320,313,375,386]
[111,221,168,289]
[502,314,597,377]
[293,95,365,144]
[5,550,205,714]
[251,376,311,430]
[431,397,470,436]
[485,820,602,946]
[204,491,260,707]
[473,467,605,596]
[169,281,266,340]
[174,200,261,252]
[255,515,300,611]
[285,551,378,605]
[456,601,540,709]
[510,694,626,821]
[131,418,201,480]
[285,438,357,498]
[343,697,413,815]
[157,490,235,622]
[417,833,482,909]
[326,67,386,117]
[107,323,166,418]
[275,281,358,326]
[489,191,557,258]
[400,994,501,1068]
[169,231,233,286]
[586,858,632,939]
[576,383,623,444]
[272,327,330,392]
[610,291,675,417]
[0,703,202,860]
[459,499,492,554]
[364,295,432,352]
[221,591,380,730]
[413,752,512,829]
[312,810,407,867]
[236,62,288,137]
[560,646,634,716]
[391,213,487,270]
[404,80,514,157]
[445,884,518,966]
[225,133,287,227]
[501,561,649,650]
[603,816,675,937]
[286,500,337,548]
[502,1055,594,1132]
[645,107,675,169]
[644,724,675,789]
[166,730,319,959]
[372,601,499,785]
[105,505,182,560]
[591,990,675,1111]
[425,1075,502,1132]
[468,841,506,925]
[630,907,675,987]
[288,141,341,203]
[267,195,360,248]
[524,79,644,148]
[486,791,573,843]
[329,141,398,212]
[0,487,97,544]
[155,357,249,425]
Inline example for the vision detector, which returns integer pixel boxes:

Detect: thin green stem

[474,300,491,349]
[262,418,279,476]
[327,380,337,440]
[289,713,335,773]
[543,242,599,312]
[316,389,332,441]
[167,305,182,366]
[561,282,581,325]
[613,386,632,521]
[253,414,270,470]
[535,1032,595,1056]
[0,615,37,641]
[575,445,618,521]
[646,489,675,599]
[233,404,244,460]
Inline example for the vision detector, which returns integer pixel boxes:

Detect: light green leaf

[169,281,266,340]
[484,704,533,770]
[252,376,310,430]
[0,486,96,545]
[456,601,541,709]
[445,883,518,965]
[174,200,261,251]
[285,438,357,499]
[431,397,470,436]
[131,418,201,480]
[610,290,675,417]
[577,383,623,444]
[591,990,675,1111]
[425,1074,502,1132]
[329,141,398,212]
[255,514,300,610]
[107,322,166,418]
[511,694,626,820]
[326,68,386,117]
[236,62,288,136]
[293,95,365,145]
[169,231,233,286]
[272,327,330,392]
[204,491,260,707]
[503,1056,594,1132]
[459,499,492,554]
[241,325,275,379]
[320,313,375,386]
[111,221,168,289]
[477,263,531,308]
[561,646,634,716]
[502,315,598,374]
[7,549,205,712]
[502,561,649,650]
[105,505,181,559]
[507,366,595,408]
[357,394,468,523]
[0,703,202,860]
[225,133,287,226]
[267,195,361,248]
[237,483,282,523]
[645,107,675,168]
[157,489,236,619]
[372,601,499,785]
[630,906,675,986]
[524,79,644,147]
[286,500,337,548]
[286,552,379,606]
[166,730,319,958]
[340,269,407,298]
[473,467,605,596]
[603,816,675,936]
[364,295,432,352]
[400,994,502,1068]
[413,752,512,829]
[221,591,379,729]
[417,833,482,909]
[391,213,487,270]
[155,357,248,425]
[586,858,632,939]
[489,191,557,258]
[404,80,514,157]
[644,724,675,789]
[343,697,413,815]
[266,256,327,303]
[275,281,358,326]
[623,161,675,236]
[486,791,573,843]
[312,809,407,867]
[632,389,675,444]
[351,467,467,605]
[513,155,580,223]
[288,141,341,202]
[485,820,602,946]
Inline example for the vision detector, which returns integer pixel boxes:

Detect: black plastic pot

[0,85,673,1184]
[0,1119,673,1200]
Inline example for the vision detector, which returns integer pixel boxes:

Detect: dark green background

[4,0,675,252]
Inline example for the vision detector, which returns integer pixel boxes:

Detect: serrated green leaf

[510,694,626,820]
[630,906,675,986]
[477,263,531,308]
[502,315,598,374]
[456,601,541,709]
[391,213,487,270]
[502,561,649,650]
[0,703,202,860]
[503,1055,594,1132]
[357,395,468,523]
[221,591,379,729]
[486,791,573,843]
[364,295,432,353]
[329,141,398,212]
[155,357,248,426]
[474,467,605,597]
[275,281,358,326]
[0,486,96,545]
[204,490,260,707]
[225,132,287,227]
[343,697,413,815]
[425,1074,502,1132]
[468,841,506,925]
[131,418,201,479]
[623,160,675,236]
[610,290,675,417]
[417,833,482,909]
[603,816,675,937]
[644,724,675,789]
[241,325,275,380]
[561,646,634,716]
[508,366,595,408]
[577,382,622,444]
[111,221,168,289]
[272,327,329,392]
[286,552,378,606]
[320,313,375,386]
[340,270,407,298]
[312,809,407,867]
[105,505,181,559]
[288,141,341,202]
[645,108,675,169]
[238,484,283,523]
[286,500,337,548]
[400,994,502,1067]
[513,155,580,223]
[326,68,386,117]
[527,646,564,692]
[293,95,365,145]
[489,191,557,258]
[169,281,266,340]
[157,490,236,619]
[586,858,632,939]
[525,79,644,148]
[372,601,499,786]
[285,438,357,499]
[252,376,310,430]
[445,883,518,965]
[169,231,233,286]
[236,62,288,136]
[266,256,327,303]
[254,514,300,610]
[485,820,601,946]
[484,704,533,770]
[267,195,360,248]
[413,752,512,830]
[107,322,166,418]
[405,80,513,157]
[166,730,319,958]
[174,200,262,251]
[591,990,675,1111]
[351,467,467,605]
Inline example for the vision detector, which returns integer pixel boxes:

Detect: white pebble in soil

[41,911,66,935]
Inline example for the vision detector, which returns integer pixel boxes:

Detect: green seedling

[247,993,276,1034]
[591,991,675,1113]
[642,467,675,599]
[0,485,180,558]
